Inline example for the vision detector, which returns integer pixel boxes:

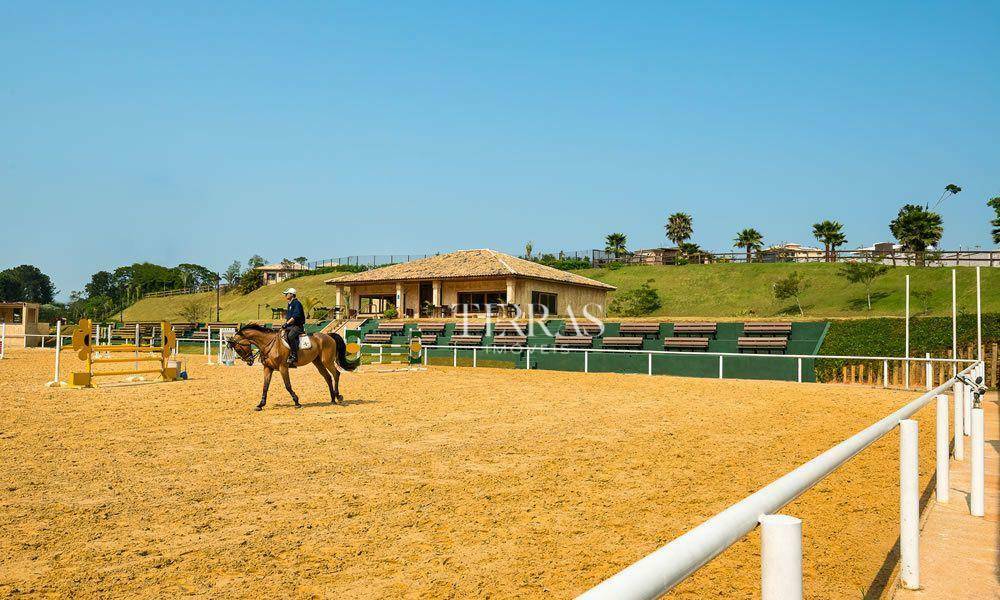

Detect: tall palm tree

[931,183,962,209]
[665,213,694,248]
[811,220,848,262]
[605,233,628,258]
[889,204,944,266]
[733,228,764,263]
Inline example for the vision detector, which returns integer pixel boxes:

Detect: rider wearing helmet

[282,288,305,366]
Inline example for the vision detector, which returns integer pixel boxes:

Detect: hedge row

[815,313,1000,381]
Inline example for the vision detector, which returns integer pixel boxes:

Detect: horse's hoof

[254,406,263,412]
[294,404,302,409]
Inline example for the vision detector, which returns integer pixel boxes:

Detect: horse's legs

[257,367,273,411]
[279,365,300,407]
[322,342,344,402]
[313,358,337,404]
[331,366,342,402]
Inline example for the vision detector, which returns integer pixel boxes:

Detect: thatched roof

[325,249,615,290]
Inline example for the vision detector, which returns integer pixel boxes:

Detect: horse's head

[228,333,256,366]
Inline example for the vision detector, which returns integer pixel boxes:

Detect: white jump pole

[935,394,949,503]
[951,269,957,377]
[49,320,62,386]
[760,514,802,600]
[718,354,724,379]
[904,275,910,389]
[964,380,972,437]
[954,381,965,461]
[925,353,932,390]
[971,406,985,517]
[0,321,5,360]
[899,419,920,590]
[883,359,888,388]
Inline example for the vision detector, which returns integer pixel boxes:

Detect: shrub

[609,281,662,316]
[382,306,398,319]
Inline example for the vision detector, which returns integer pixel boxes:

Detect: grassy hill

[121,263,999,322]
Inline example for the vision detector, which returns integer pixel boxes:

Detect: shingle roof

[325,249,615,290]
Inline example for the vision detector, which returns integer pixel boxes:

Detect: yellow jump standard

[70,318,179,388]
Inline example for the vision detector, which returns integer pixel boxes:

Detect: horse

[227,324,357,411]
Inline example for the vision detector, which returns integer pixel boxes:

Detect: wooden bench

[453,322,486,336]
[601,336,643,349]
[170,322,198,335]
[561,321,603,336]
[742,322,792,337]
[663,337,710,351]
[363,332,393,344]
[673,322,717,338]
[416,322,446,334]
[492,322,531,336]
[450,334,483,346]
[417,333,439,346]
[554,335,593,348]
[376,322,405,334]
[492,335,527,347]
[617,322,661,338]
[737,337,788,354]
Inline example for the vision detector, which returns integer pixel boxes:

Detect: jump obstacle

[345,338,424,372]
[67,318,180,388]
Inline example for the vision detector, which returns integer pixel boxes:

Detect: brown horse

[227,324,357,411]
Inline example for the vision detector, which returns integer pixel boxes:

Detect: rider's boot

[286,352,298,368]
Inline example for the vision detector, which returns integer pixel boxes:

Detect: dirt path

[0,349,936,598]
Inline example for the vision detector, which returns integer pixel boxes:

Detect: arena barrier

[65,318,179,388]
[576,360,989,599]
[208,327,237,366]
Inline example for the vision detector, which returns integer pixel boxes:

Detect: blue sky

[2,1,998,299]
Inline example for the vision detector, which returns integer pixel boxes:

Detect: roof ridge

[487,249,517,275]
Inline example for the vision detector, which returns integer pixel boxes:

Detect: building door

[419,283,434,316]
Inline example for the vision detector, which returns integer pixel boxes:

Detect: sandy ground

[0,348,938,599]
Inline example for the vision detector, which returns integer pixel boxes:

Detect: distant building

[759,243,825,263]
[632,247,682,265]
[0,302,44,348]
[257,262,311,286]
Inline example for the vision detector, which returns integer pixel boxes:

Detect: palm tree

[811,220,848,262]
[733,228,764,263]
[665,213,694,248]
[524,241,534,260]
[931,183,962,209]
[605,233,628,258]
[889,204,944,266]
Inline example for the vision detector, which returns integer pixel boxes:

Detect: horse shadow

[272,397,379,410]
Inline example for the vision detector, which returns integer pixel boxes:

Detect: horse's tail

[331,332,358,371]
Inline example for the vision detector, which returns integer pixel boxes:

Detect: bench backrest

[618,323,661,333]
[737,336,788,346]
[493,322,531,334]
[663,336,710,347]
[377,322,405,332]
[555,335,593,346]
[673,322,717,332]
[417,322,446,333]
[743,322,792,335]
[601,336,643,347]
[561,321,602,335]
[451,334,483,345]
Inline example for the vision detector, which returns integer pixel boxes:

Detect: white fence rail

[577,361,986,599]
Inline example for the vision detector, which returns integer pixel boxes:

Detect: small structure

[632,247,682,265]
[0,302,44,348]
[326,249,615,318]
[257,261,311,286]
[759,243,825,263]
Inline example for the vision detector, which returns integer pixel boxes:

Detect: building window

[456,291,505,313]
[530,291,557,315]
[359,294,396,314]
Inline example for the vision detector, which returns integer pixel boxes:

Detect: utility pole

[216,274,221,321]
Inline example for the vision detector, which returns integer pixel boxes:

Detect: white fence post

[718,354,723,379]
[883,359,888,389]
[760,514,802,600]
[964,382,972,436]
[935,394,949,503]
[49,321,62,386]
[899,419,919,590]
[584,350,589,373]
[971,407,985,517]
[796,358,802,383]
[647,352,652,376]
[473,348,477,368]
[925,353,932,390]
[954,382,964,461]
[453,347,457,367]
[525,346,531,370]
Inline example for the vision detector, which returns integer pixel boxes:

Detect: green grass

[121,262,999,322]
[575,263,999,318]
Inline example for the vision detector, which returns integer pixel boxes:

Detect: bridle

[228,330,279,367]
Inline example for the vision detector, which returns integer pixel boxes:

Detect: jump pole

[976,267,982,364]
[954,381,964,461]
[0,321,5,360]
[952,269,957,377]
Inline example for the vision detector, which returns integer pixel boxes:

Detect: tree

[294,256,308,266]
[988,197,1000,244]
[837,261,891,310]
[733,228,764,263]
[301,295,321,319]
[608,280,661,316]
[773,271,809,315]
[223,261,242,286]
[889,204,943,266]
[605,233,628,258]
[665,212,693,248]
[524,241,534,259]
[0,265,56,303]
[247,255,267,269]
[811,220,847,262]
[176,297,210,323]
[931,183,962,209]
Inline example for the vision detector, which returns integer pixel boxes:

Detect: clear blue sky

[3,1,998,299]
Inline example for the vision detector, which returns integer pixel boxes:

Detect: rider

[282,287,306,367]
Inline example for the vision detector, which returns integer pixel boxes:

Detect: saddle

[281,333,313,350]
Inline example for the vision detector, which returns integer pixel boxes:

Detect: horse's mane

[239,323,275,334]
